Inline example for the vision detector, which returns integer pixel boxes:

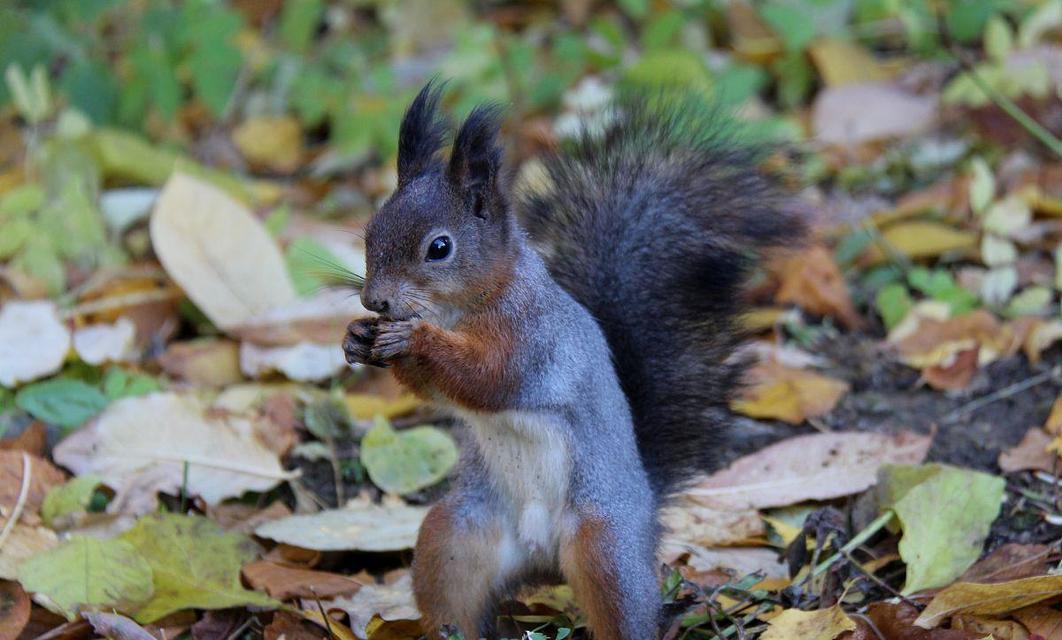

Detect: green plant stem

[809,510,895,580]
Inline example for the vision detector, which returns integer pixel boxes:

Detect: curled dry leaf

[255,496,428,552]
[0,300,70,387]
[998,428,1056,473]
[687,430,932,510]
[915,574,1062,629]
[149,173,296,331]
[53,392,297,515]
[773,245,862,329]
[731,358,849,425]
[0,580,30,640]
[322,573,420,640]
[72,318,137,365]
[1013,605,1062,639]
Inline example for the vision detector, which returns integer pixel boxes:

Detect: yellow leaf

[299,609,360,640]
[862,221,977,264]
[232,116,304,174]
[915,575,1062,629]
[761,605,855,640]
[808,38,889,86]
[345,393,421,421]
[732,360,849,424]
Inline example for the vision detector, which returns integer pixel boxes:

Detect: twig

[312,590,337,640]
[848,612,886,640]
[941,366,1060,424]
[0,453,32,551]
[809,510,894,580]
[62,287,183,319]
[840,548,917,608]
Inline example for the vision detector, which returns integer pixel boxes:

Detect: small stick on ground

[942,366,1060,424]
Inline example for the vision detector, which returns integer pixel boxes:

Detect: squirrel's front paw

[371,319,419,362]
[343,318,385,367]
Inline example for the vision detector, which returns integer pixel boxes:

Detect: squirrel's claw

[343,318,388,368]
[370,319,418,362]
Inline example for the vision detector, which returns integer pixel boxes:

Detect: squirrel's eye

[426,235,452,262]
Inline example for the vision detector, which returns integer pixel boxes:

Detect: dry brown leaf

[322,573,420,640]
[208,501,292,534]
[364,615,424,640]
[921,347,979,391]
[960,543,1054,584]
[659,502,765,560]
[866,602,984,640]
[687,430,932,510]
[232,116,304,174]
[0,580,30,640]
[264,611,328,640]
[889,309,1005,371]
[1044,394,1062,437]
[150,173,297,331]
[0,300,71,387]
[812,83,936,146]
[761,605,855,640]
[0,422,46,456]
[242,561,365,600]
[157,339,243,387]
[230,290,367,347]
[808,39,890,86]
[1012,605,1062,639]
[0,450,67,520]
[191,608,251,640]
[998,429,1057,474]
[732,359,849,424]
[952,614,1029,640]
[1022,319,1062,364]
[53,392,297,515]
[774,245,862,329]
[915,575,1062,628]
[862,222,977,265]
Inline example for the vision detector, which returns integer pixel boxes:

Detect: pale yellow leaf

[761,605,855,640]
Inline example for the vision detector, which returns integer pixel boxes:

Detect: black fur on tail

[519,93,807,497]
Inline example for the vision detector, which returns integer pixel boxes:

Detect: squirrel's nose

[362,294,390,315]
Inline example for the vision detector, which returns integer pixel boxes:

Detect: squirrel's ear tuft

[397,81,449,187]
[448,104,504,218]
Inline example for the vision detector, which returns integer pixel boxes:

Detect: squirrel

[343,82,805,639]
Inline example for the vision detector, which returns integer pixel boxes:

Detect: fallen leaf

[760,605,855,640]
[207,501,292,534]
[264,611,328,640]
[866,601,984,640]
[0,519,58,579]
[921,347,979,391]
[119,513,278,623]
[0,580,30,640]
[345,393,421,421]
[0,422,46,456]
[998,429,1056,473]
[731,359,849,424]
[17,536,154,620]
[232,116,304,174]
[239,341,347,382]
[1046,394,1062,436]
[688,431,932,510]
[157,339,243,387]
[193,609,252,640]
[255,497,428,552]
[773,245,862,329]
[53,392,297,515]
[0,300,70,387]
[360,416,458,494]
[40,474,102,529]
[659,502,765,557]
[230,289,368,347]
[0,450,67,520]
[878,464,1005,594]
[15,378,109,430]
[242,561,364,600]
[1012,605,1062,639]
[298,609,359,640]
[863,222,978,265]
[808,39,890,86]
[323,573,420,640]
[365,615,424,640]
[952,614,1030,640]
[960,543,1054,584]
[72,318,137,365]
[84,612,156,640]
[889,309,1005,371]
[149,173,296,331]
[812,83,936,146]
[915,575,1062,628]
[1025,320,1062,364]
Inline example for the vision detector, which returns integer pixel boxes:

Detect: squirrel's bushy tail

[519,94,806,497]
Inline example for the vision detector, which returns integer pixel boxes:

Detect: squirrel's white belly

[457,409,572,553]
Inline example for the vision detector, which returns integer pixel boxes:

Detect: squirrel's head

[361,82,516,322]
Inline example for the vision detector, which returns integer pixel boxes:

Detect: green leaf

[760,3,817,52]
[622,50,712,94]
[983,15,1013,63]
[101,368,162,401]
[119,513,278,623]
[878,464,1005,594]
[0,214,31,259]
[361,416,458,494]
[17,536,154,620]
[303,398,350,440]
[11,236,66,295]
[15,379,108,430]
[41,474,103,528]
[907,268,979,316]
[875,283,913,331]
[61,60,118,123]
[946,0,999,43]
[1005,286,1052,318]
[279,0,323,53]
[618,0,650,20]
[641,10,685,51]
[0,183,45,218]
